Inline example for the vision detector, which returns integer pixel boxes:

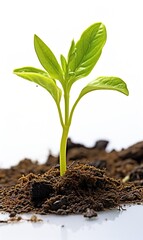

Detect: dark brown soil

[0,138,143,217]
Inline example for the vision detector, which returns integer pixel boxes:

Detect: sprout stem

[59,88,70,176]
[56,102,64,128]
[60,125,69,176]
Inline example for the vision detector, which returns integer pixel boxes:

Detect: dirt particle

[28,215,42,222]
[9,212,16,218]
[83,208,98,218]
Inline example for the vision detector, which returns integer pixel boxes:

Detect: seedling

[13,22,129,176]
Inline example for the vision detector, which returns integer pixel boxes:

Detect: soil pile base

[0,139,143,215]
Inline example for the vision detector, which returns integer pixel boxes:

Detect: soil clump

[0,139,143,216]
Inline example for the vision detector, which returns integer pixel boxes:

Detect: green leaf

[68,23,107,84]
[13,67,62,103]
[67,40,76,63]
[79,76,129,99]
[34,35,63,82]
[13,66,49,76]
[60,54,67,74]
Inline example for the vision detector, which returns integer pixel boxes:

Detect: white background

[0,0,143,167]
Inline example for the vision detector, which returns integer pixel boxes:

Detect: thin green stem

[59,89,83,176]
[64,88,70,125]
[68,96,80,126]
[56,102,64,128]
[60,125,70,176]
[59,86,71,176]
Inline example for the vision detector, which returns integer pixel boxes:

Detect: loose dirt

[0,139,143,217]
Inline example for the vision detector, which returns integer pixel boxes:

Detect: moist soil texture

[0,139,143,216]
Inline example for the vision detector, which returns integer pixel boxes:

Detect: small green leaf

[60,54,67,74]
[79,76,129,99]
[13,66,49,76]
[34,35,63,82]
[68,23,107,85]
[67,40,76,63]
[13,67,62,103]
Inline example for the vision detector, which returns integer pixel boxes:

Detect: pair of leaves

[13,22,129,111]
[14,22,107,84]
[33,23,107,87]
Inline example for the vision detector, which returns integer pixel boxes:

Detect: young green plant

[13,22,129,176]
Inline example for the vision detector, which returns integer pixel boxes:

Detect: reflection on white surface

[0,205,143,240]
